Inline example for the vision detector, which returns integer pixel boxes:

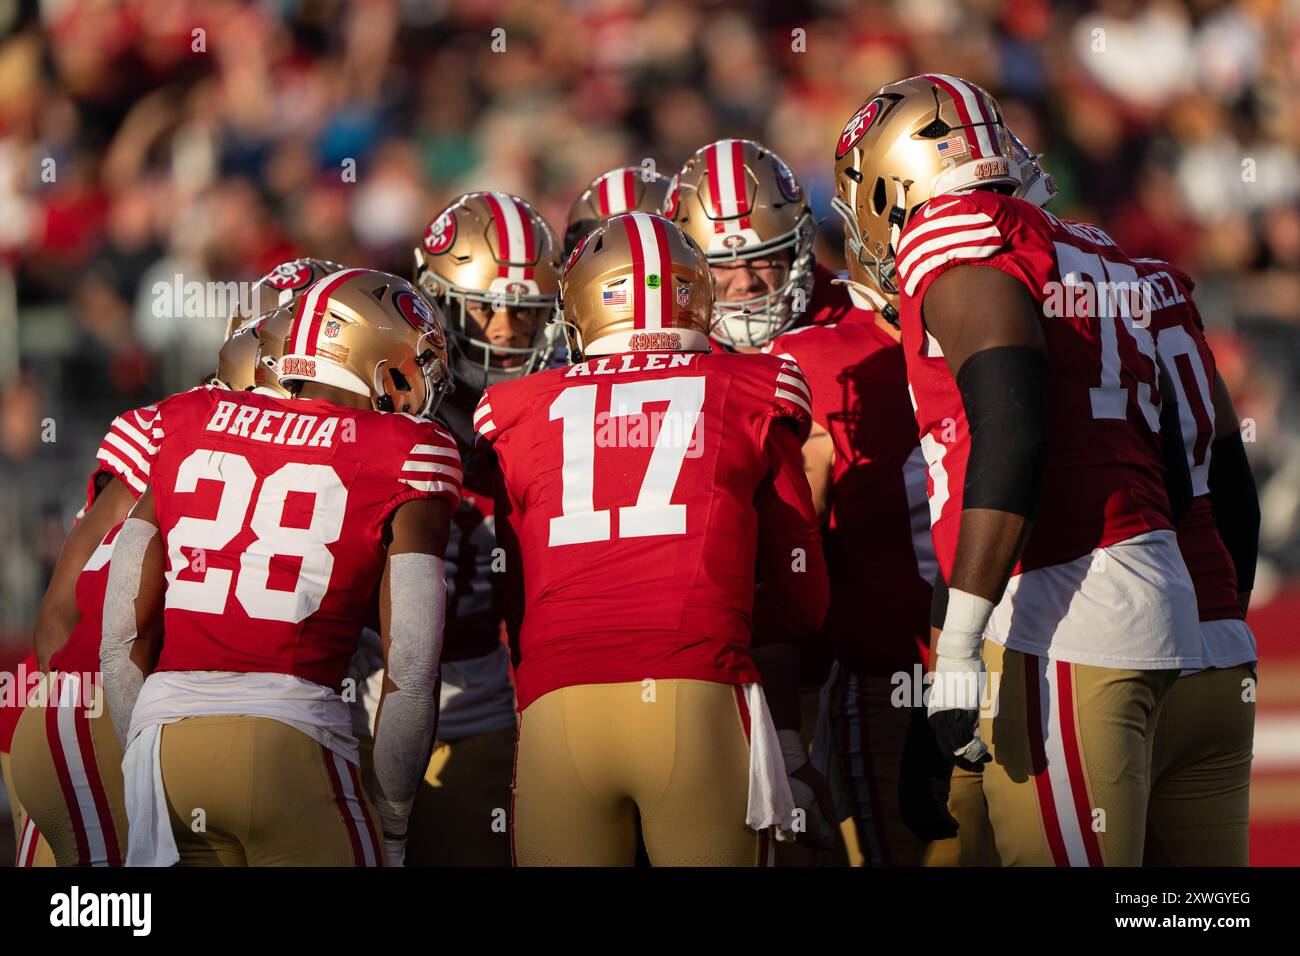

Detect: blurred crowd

[1,0,1299,640]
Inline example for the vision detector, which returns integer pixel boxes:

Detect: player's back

[148,386,461,692]
[476,347,813,709]
[896,190,1173,576]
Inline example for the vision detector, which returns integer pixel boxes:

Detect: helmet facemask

[417,270,557,393]
[708,215,816,349]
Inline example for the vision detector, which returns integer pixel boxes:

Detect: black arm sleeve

[1208,431,1260,592]
[956,346,1049,517]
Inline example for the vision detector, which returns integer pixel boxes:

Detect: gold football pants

[979,642,1178,866]
[160,715,385,867]
[9,673,124,867]
[512,679,768,867]
[1145,663,1254,866]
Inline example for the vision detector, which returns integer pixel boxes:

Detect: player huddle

[0,73,1259,868]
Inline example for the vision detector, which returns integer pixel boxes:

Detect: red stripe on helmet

[623,215,646,329]
[623,168,637,210]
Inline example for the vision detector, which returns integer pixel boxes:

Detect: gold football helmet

[279,268,453,418]
[560,212,714,360]
[250,307,294,398]
[665,138,814,348]
[412,192,561,390]
[832,74,1020,319]
[565,166,673,255]
[224,257,346,340]
[213,323,260,391]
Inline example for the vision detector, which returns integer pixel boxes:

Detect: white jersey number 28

[164,450,347,622]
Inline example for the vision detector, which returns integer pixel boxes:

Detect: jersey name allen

[565,351,699,377]
[204,399,341,448]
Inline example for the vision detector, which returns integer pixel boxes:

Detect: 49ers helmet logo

[422,212,457,255]
[261,260,313,291]
[393,289,436,333]
[836,98,886,159]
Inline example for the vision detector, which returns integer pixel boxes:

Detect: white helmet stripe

[709,139,745,218]
[605,170,629,214]
[630,213,665,330]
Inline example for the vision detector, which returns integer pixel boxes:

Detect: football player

[403,193,564,865]
[7,263,317,867]
[760,251,944,866]
[564,166,674,256]
[1136,257,1259,865]
[834,74,1202,866]
[1003,135,1259,864]
[665,138,855,351]
[476,212,829,866]
[100,269,460,867]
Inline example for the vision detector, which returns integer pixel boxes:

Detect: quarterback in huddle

[0,71,1259,871]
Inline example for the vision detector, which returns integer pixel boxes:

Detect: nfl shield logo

[324,320,340,339]
[676,285,690,306]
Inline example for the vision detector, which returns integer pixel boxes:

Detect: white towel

[741,683,797,838]
[123,724,177,867]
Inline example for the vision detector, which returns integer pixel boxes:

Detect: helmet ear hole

[871,177,888,215]
[389,367,411,393]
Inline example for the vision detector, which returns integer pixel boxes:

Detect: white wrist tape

[936,587,995,661]
[372,553,446,838]
[778,728,808,774]
[100,518,157,746]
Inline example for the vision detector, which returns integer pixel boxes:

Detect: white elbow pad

[371,553,447,838]
[100,517,157,745]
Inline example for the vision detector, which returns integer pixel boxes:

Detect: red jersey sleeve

[894,192,1008,300]
[746,351,814,448]
[392,415,463,511]
[84,403,160,510]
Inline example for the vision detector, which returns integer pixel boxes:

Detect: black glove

[899,706,960,843]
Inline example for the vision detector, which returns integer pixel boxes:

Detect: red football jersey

[52,404,161,675]
[1134,258,1240,623]
[764,315,934,676]
[149,387,461,692]
[475,348,824,710]
[895,191,1172,579]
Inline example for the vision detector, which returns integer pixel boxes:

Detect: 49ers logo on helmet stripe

[836,98,886,159]
[261,260,313,291]
[423,211,457,255]
[393,289,436,333]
